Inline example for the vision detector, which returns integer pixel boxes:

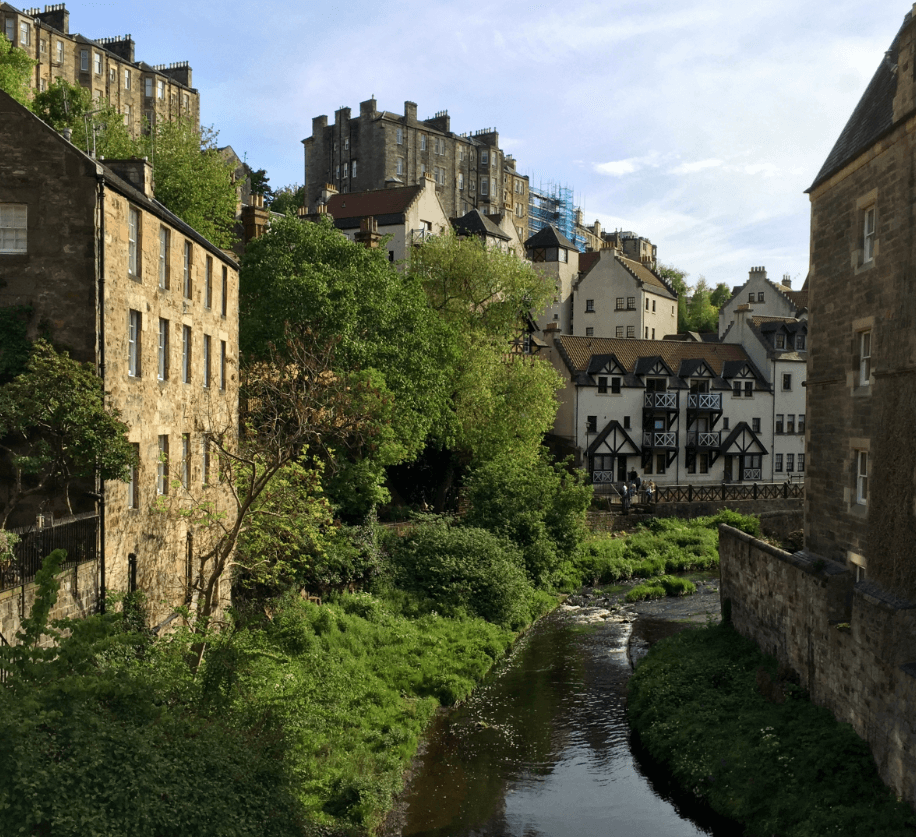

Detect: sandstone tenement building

[302,98,530,241]
[0,89,237,627]
[0,2,199,136]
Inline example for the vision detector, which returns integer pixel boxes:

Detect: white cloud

[594,153,662,177]
[670,159,723,175]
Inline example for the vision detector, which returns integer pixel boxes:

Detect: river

[391,598,732,837]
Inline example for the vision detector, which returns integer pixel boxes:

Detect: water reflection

[399,612,728,837]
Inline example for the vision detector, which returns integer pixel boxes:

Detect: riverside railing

[0,513,99,594]
[593,480,804,505]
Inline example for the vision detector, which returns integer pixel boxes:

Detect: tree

[710,282,732,309]
[31,78,136,159]
[0,33,33,106]
[686,277,719,333]
[657,262,690,332]
[0,340,135,525]
[269,184,305,215]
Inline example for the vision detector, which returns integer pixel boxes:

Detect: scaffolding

[527,181,587,252]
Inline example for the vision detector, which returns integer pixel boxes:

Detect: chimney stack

[105,158,154,198]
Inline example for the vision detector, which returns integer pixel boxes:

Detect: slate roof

[451,209,510,240]
[578,251,601,275]
[524,224,577,250]
[616,255,676,298]
[809,13,909,191]
[325,185,425,228]
[784,289,808,310]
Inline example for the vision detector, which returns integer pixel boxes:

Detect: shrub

[384,521,536,628]
[464,449,592,583]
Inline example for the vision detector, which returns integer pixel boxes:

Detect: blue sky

[64,1,905,289]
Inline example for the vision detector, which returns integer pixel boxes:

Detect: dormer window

[775,334,785,349]
[796,334,806,350]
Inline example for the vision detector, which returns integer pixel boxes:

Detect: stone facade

[719,525,916,809]
[0,90,238,626]
[303,98,529,239]
[805,6,916,599]
[0,2,200,136]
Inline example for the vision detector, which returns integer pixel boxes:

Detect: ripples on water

[398,611,728,837]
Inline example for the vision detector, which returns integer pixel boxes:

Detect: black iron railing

[0,514,99,594]
[593,481,804,504]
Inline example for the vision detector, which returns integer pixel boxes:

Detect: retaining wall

[719,524,916,808]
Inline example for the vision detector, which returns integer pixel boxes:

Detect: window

[863,206,876,262]
[699,454,709,474]
[586,327,594,337]
[722,417,730,430]
[733,381,742,397]
[128,207,140,277]
[40,78,47,93]
[128,310,141,377]
[775,414,784,434]
[182,325,191,383]
[335,165,339,181]
[396,157,403,176]
[798,454,805,472]
[0,204,27,253]
[796,334,806,350]
[744,381,753,397]
[351,160,357,178]
[203,334,211,389]
[470,177,476,193]
[856,451,868,505]
[4,18,13,42]
[344,137,349,150]
[220,340,227,390]
[56,40,63,63]
[626,326,635,338]
[644,327,649,338]
[127,443,139,509]
[124,69,131,89]
[481,151,488,166]
[858,330,871,385]
[782,373,792,390]
[752,417,761,432]
[145,77,153,97]
[786,454,795,472]
[19,20,29,46]
[775,454,783,472]
[201,435,210,486]
[80,49,90,72]
[221,266,228,317]
[158,227,170,289]
[757,292,765,303]
[646,298,650,311]
[616,326,623,338]
[183,242,192,298]
[586,415,597,433]
[786,414,795,433]
[585,299,595,313]
[652,328,656,339]
[396,127,403,144]
[616,297,625,310]
[342,163,348,178]
[598,376,608,394]
[775,334,785,349]
[181,433,191,489]
[481,178,488,196]
[458,173,464,190]
[611,377,621,394]
[157,79,164,99]
[798,414,806,433]
[94,52,102,75]
[157,318,169,381]
[420,134,426,151]
[623,416,631,429]
[157,435,169,495]
[652,299,656,313]
[656,454,666,474]
[627,297,635,309]
[748,293,754,303]
[205,257,212,309]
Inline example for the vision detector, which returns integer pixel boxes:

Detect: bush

[625,575,696,602]
[464,450,592,583]
[384,521,537,628]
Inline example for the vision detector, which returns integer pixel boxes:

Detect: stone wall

[0,560,99,645]
[719,524,916,808]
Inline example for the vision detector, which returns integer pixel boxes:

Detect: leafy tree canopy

[0,340,135,525]
[0,34,33,106]
[657,262,732,334]
[270,183,305,215]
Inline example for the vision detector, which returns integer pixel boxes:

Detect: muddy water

[395,608,729,837]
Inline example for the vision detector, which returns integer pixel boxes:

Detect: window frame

[220,340,227,391]
[80,49,89,72]
[182,325,192,384]
[157,318,169,381]
[158,227,170,289]
[203,334,211,389]
[856,451,868,505]
[585,299,595,313]
[752,417,761,432]
[183,242,192,298]
[775,414,783,434]
[782,373,792,390]
[128,310,142,378]
[128,207,140,278]
[181,433,191,489]
[205,256,212,309]
[157,435,169,496]
[775,453,783,472]
[858,330,871,386]
[0,203,27,254]
[863,205,876,263]
[597,376,608,394]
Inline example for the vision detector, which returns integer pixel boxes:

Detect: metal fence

[0,514,99,594]
[593,481,804,506]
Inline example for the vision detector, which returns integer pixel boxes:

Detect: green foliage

[657,263,731,334]
[686,277,719,333]
[0,339,136,524]
[270,183,305,215]
[629,624,916,836]
[0,33,33,106]
[557,511,760,589]
[0,305,34,383]
[464,451,592,583]
[625,574,696,602]
[382,521,537,628]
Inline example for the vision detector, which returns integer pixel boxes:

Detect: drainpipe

[96,176,107,613]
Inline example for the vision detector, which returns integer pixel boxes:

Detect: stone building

[526,225,580,335]
[571,249,678,340]
[302,98,530,240]
[0,2,199,136]
[0,89,237,625]
[718,265,808,337]
[803,4,916,600]
[543,334,771,486]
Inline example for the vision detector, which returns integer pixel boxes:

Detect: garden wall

[0,560,99,646]
[719,524,916,808]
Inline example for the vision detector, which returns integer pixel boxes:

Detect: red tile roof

[325,185,424,220]
[556,335,749,375]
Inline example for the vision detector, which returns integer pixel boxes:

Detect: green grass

[625,575,697,602]
[628,623,916,837]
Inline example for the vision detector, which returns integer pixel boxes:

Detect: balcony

[643,431,677,448]
[644,391,678,410]
[687,430,721,449]
[592,470,616,484]
[742,468,762,481]
[688,392,721,411]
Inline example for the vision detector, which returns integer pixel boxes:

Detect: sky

[60,0,907,290]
